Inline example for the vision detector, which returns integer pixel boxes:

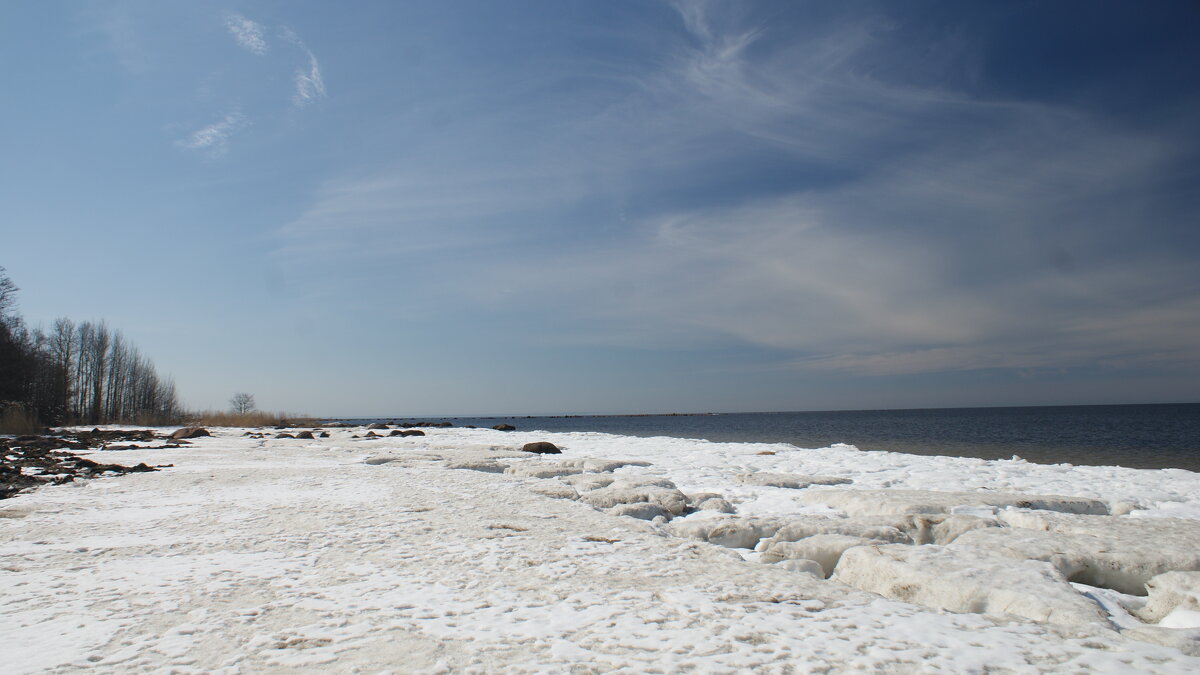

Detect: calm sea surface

[346,403,1200,472]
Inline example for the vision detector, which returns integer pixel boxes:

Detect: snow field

[1,425,1198,672]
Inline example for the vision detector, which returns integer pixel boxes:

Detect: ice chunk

[797,489,1109,517]
[560,474,615,491]
[527,481,580,500]
[557,458,652,472]
[608,502,671,521]
[832,544,1110,628]
[1121,626,1200,657]
[445,459,509,473]
[695,497,735,513]
[580,484,690,517]
[1135,571,1200,623]
[758,514,995,550]
[668,516,786,549]
[775,558,825,577]
[951,527,1200,596]
[758,517,912,550]
[760,534,883,577]
[503,462,584,479]
[363,456,399,465]
[608,477,679,490]
[932,515,999,545]
[735,473,852,489]
[999,510,1200,545]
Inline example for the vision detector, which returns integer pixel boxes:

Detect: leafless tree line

[1,267,180,425]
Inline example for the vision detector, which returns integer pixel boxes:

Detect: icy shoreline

[2,426,1198,672]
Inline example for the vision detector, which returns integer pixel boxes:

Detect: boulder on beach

[367,423,389,430]
[401,430,426,437]
[295,431,315,439]
[170,427,210,440]
[522,441,560,454]
[493,424,516,431]
[275,433,295,439]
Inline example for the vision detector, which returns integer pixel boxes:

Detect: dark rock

[387,430,404,437]
[1,433,163,501]
[367,423,389,430]
[170,427,210,440]
[365,431,379,438]
[522,442,561,454]
[464,425,476,429]
[401,429,425,437]
[493,424,516,431]
[319,431,330,438]
[275,433,296,439]
[295,431,315,439]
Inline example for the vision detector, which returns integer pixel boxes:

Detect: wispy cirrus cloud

[280,27,326,107]
[292,51,326,106]
[272,1,1199,381]
[225,13,268,55]
[175,112,247,157]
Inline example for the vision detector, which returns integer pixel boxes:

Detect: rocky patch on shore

[1,429,170,499]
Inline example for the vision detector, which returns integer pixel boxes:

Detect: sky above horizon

[3,1,1199,417]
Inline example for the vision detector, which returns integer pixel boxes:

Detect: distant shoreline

[327,403,1200,472]
[327,400,1200,423]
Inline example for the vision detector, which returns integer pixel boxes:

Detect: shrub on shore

[0,403,40,435]
[184,410,317,427]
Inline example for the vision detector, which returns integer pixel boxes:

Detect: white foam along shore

[2,425,1199,673]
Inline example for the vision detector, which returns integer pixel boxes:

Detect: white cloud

[278,26,327,106]
[293,51,326,106]
[226,14,268,54]
[176,112,247,157]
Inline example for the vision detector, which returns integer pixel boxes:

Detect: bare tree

[0,266,17,320]
[230,392,256,414]
[0,268,181,425]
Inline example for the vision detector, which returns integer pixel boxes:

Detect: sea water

[346,403,1200,472]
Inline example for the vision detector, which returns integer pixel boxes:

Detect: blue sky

[3,1,1199,416]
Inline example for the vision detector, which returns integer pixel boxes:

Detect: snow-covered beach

[2,426,1199,673]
